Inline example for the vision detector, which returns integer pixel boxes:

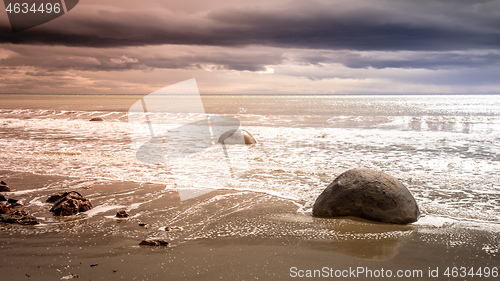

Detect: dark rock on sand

[8,198,22,208]
[312,168,420,224]
[9,201,22,208]
[218,129,257,145]
[116,210,130,218]
[89,117,104,122]
[0,209,39,225]
[0,194,6,201]
[139,239,169,247]
[0,181,10,192]
[48,191,93,216]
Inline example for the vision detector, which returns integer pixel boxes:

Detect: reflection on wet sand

[315,217,415,261]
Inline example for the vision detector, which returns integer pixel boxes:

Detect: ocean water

[1,94,499,229]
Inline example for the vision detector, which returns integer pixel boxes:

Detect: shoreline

[0,170,498,280]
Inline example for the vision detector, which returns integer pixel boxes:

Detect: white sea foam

[412,215,457,228]
[85,204,125,217]
[1,95,499,228]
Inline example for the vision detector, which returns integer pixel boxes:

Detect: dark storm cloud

[347,53,500,70]
[1,0,499,51]
[296,51,500,70]
[0,45,284,72]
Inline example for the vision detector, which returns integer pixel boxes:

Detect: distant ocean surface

[1,94,499,227]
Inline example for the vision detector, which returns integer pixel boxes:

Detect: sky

[1,0,500,95]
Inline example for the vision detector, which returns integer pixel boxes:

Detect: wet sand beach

[1,94,499,280]
[0,171,498,281]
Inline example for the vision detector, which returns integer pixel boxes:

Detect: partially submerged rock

[312,168,420,224]
[0,209,39,225]
[48,191,92,216]
[116,210,130,218]
[139,239,169,247]
[218,129,257,145]
[0,181,11,192]
[89,117,104,122]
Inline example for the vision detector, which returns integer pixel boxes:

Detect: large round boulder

[312,168,420,224]
[218,129,257,145]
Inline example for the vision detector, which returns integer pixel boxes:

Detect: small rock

[218,129,257,145]
[89,117,104,122]
[8,198,22,207]
[116,210,130,218]
[10,202,22,208]
[0,182,10,192]
[48,191,92,216]
[139,239,169,247]
[0,209,39,225]
[0,194,6,201]
[164,226,182,231]
[138,223,147,227]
